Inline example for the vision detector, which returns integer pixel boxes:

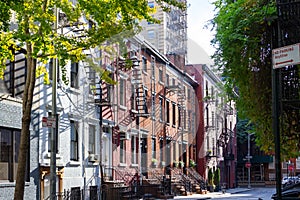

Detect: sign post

[42,116,56,128]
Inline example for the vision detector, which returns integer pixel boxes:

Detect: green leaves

[212,0,280,156]
[0,0,185,82]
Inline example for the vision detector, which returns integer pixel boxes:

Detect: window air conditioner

[88,154,99,162]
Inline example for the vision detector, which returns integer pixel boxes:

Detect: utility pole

[50,5,58,200]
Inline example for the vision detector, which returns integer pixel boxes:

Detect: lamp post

[50,6,58,200]
[247,133,254,189]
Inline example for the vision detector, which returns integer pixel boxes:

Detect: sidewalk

[172,187,251,199]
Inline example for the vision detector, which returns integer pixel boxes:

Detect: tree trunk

[14,42,36,200]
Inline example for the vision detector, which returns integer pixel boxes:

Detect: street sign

[272,43,300,69]
[245,162,251,168]
[42,117,56,128]
[245,155,252,159]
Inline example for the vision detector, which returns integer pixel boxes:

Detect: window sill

[0,181,29,187]
[87,162,99,166]
[119,163,127,167]
[46,153,63,159]
[119,105,127,111]
[69,160,81,166]
[158,81,164,86]
[69,87,81,94]
[131,164,139,167]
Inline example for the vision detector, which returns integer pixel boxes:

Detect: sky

[187,0,216,58]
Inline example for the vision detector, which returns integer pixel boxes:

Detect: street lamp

[247,133,255,189]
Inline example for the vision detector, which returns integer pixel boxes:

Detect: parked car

[272,182,300,199]
[282,177,300,187]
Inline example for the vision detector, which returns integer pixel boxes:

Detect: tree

[0,0,186,199]
[236,119,254,145]
[208,168,214,186]
[211,0,299,158]
[213,168,220,190]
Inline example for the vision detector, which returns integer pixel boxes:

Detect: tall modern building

[140,0,188,59]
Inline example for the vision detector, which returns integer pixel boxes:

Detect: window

[188,111,192,131]
[206,107,209,128]
[211,86,214,99]
[178,106,181,128]
[205,80,209,97]
[173,142,176,161]
[206,135,210,151]
[159,96,163,121]
[151,56,155,79]
[212,111,215,127]
[71,62,79,88]
[142,57,147,72]
[131,84,136,110]
[0,127,29,182]
[166,74,170,87]
[143,87,149,114]
[148,30,155,39]
[183,109,187,129]
[159,139,163,163]
[131,136,138,164]
[120,136,126,163]
[88,67,96,95]
[172,102,176,126]
[107,73,114,103]
[70,120,79,161]
[159,69,163,82]
[172,78,175,86]
[166,100,170,124]
[89,124,96,154]
[152,138,156,159]
[151,92,155,119]
[119,79,125,106]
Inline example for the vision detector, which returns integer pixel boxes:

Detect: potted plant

[151,158,158,167]
[206,150,212,156]
[207,168,215,192]
[173,160,179,168]
[189,159,196,168]
[179,161,185,168]
[213,168,220,192]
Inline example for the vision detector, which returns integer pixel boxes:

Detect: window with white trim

[71,62,79,88]
[131,135,138,164]
[120,136,126,163]
[70,120,79,161]
[89,124,96,154]
[119,78,126,106]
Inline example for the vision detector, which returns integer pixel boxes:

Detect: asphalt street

[172,187,276,200]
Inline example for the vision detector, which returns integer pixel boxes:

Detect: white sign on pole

[272,43,300,69]
[42,116,56,128]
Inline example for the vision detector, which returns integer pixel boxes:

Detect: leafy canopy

[210,0,300,158]
[0,0,186,81]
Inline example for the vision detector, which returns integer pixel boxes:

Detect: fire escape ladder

[132,63,150,117]
[83,61,113,119]
[177,83,186,129]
